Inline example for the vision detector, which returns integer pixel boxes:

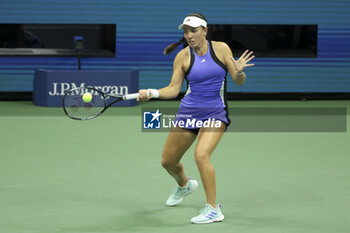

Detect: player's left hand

[230,50,255,73]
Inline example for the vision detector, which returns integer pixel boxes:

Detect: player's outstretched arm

[222,43,255,86]
[137,50,186,101]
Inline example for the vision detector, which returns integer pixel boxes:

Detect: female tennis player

[137,13,255,224]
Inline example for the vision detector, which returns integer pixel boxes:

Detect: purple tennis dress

[175,40,230,129]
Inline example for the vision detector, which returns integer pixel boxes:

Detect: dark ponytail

[163,37,186,55]
[163,13,207,55]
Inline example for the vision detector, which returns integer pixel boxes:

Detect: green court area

[0,100,349,233]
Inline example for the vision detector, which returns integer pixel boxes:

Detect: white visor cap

[178,16,207,30]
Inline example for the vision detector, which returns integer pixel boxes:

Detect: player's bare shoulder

[211,41,231,55]
[211,41,231,65]
[176,46,190,59]
[174,46,191,72]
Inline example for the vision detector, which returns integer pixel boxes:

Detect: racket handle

[123,93,140,100]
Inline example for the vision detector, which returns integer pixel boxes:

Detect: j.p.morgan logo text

[48,82,129,96]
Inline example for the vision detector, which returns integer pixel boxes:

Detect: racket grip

[123,93,140,100]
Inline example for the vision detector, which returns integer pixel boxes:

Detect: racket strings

[63,90,105,119]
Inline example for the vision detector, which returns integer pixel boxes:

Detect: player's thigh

[162,127,197,165]
[194,123,226,163]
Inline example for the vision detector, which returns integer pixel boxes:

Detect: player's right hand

[137,89,151,102]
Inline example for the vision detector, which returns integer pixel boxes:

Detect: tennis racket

[62,86,140,120]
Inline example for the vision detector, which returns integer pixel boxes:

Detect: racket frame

[62,86,133,120]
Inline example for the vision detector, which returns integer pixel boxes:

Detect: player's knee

[161,159,168,169]
[161,149,178,169]
[194,151,210,167]
[161,158,174,169]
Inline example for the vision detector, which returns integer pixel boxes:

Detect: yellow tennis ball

[82,92,92,103]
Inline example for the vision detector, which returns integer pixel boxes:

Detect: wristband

[148,89,159,98]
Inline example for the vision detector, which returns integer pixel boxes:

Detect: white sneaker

[191,203,224,224]
[165,178,198,206]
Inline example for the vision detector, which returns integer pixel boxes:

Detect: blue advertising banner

[33,69,139,107]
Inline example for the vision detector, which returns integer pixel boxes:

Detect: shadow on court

[55,205,204,233]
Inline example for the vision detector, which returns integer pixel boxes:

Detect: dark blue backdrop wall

[0,0,350,93]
